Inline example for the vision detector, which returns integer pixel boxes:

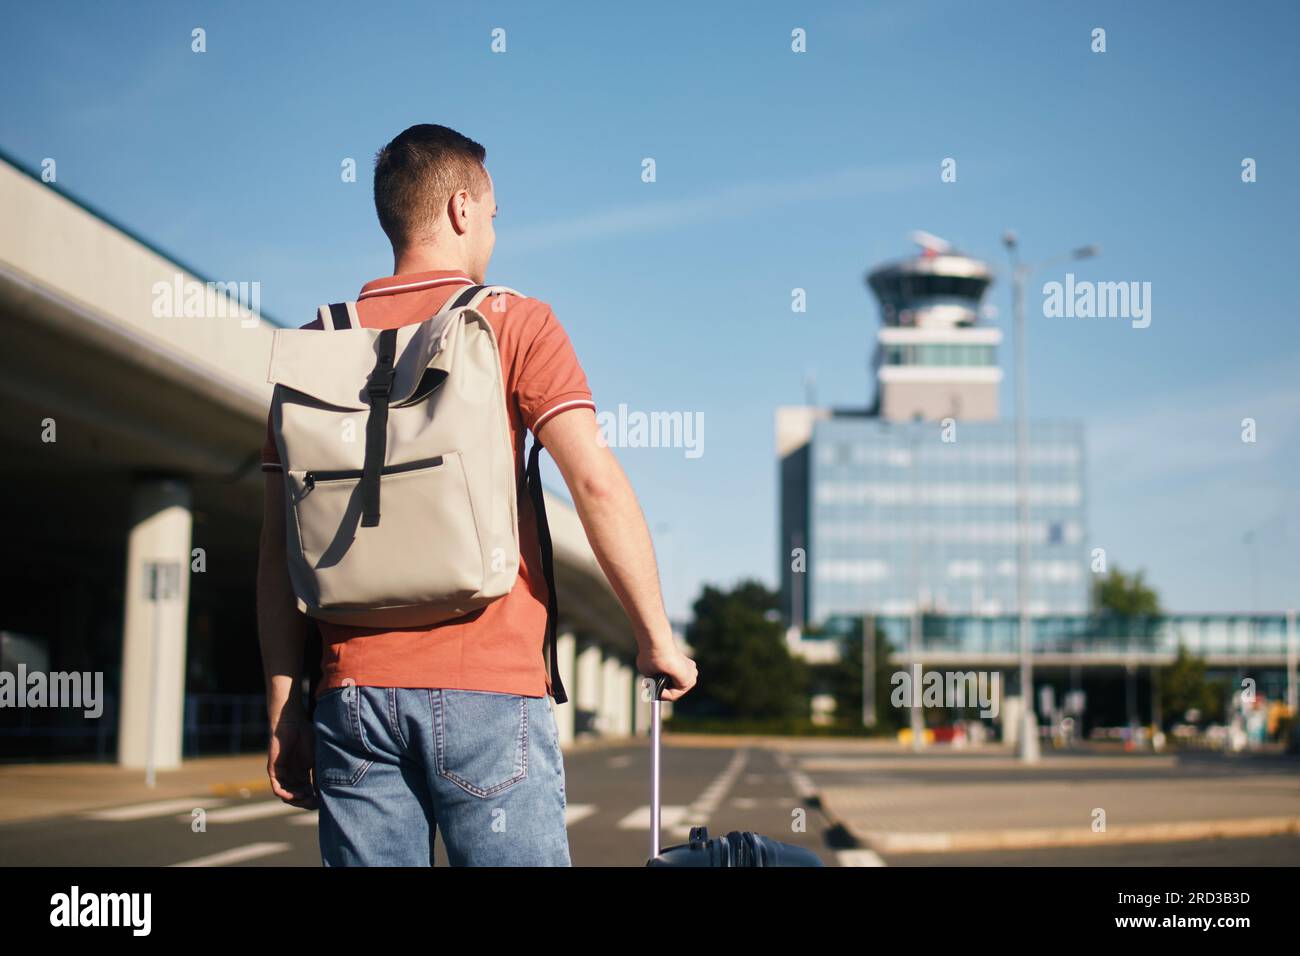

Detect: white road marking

[606,755,633,769]
[565,804,597,825]
[84,798,227,821]
[297,801,598,830]
[170,842,292,868]
[188,801,304,824]
[788,770,817,799]
[677,749,749,834]
[618,805,688,830]
[837,849,887,867]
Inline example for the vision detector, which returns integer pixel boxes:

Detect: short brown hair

[373,124,489,249]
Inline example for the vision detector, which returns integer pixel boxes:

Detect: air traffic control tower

[777,234,1090,624]
[866,235,1001,422]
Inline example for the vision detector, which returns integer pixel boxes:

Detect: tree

[677,580,809,720]
[820,622,905,733]
[1092,566,1161,616]
[1093,566,1162,648]
[1159,645,1226,727]
[1159,646,1225,726]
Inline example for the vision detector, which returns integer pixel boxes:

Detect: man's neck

[392,246,474,279]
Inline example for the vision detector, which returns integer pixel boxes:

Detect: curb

[857,816,1300,855]
[209,778,272,798]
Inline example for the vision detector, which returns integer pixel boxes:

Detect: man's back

[257,122,695,867]
[261,269,594,700]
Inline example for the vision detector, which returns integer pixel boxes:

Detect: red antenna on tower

[909,230,952,258]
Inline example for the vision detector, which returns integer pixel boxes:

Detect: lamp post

[909,424,925,752]
[1002,233,1099,764]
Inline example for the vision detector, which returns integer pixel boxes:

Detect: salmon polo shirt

[261,270,596,699]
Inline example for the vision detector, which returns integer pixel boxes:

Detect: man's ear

[447,189,470,236]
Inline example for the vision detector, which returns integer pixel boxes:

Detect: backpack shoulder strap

[436,281,563,699]
[526,436,568,705]
[317,302,359,330]
[437,284,523,316]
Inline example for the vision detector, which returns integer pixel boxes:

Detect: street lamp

[1002,232,1099,764]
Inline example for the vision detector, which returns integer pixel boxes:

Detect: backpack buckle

[366,370,394,398]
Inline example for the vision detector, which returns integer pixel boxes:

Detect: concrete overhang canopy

[0,154,279,478]
[0,152,634,653]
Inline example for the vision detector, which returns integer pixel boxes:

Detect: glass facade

[830,613,1294,662]
[803,417,1088,622]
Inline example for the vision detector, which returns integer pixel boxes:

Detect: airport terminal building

[777,239,1296,731]
[779,241,1089,625]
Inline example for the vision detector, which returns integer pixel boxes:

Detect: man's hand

[268,714,318,810]
[636,641,697,703]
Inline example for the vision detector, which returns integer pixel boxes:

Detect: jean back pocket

[314,685,375,788]
[431,689,528,798]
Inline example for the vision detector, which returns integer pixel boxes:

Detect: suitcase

[645,675,824,867]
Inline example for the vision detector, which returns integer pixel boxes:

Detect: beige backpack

[266,284,566,702]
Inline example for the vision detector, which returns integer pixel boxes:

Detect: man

[256,123,697,866]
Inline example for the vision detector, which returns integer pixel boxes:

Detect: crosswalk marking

[677,749,748,834]
[90,796,600,831]
[837,849,887,867]
[565,803,597,825]
[84,798,228,821]
[215,803,598,828]
[189,801,304,824]
[170,842,292,868]
[618,805,688,830]
[788,769,817,800]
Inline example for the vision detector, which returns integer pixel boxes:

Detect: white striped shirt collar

[356,272,474,301]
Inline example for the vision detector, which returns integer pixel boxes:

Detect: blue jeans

[313,685,571,866]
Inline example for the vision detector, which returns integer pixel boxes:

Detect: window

[882,343,995,367]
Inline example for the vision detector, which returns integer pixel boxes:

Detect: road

[0,743,1295,866]
[0,742,833,867]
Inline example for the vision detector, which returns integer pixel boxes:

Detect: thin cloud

[507,162,933,250]
[1089,371,1300,485]
[1081,358,1300,608]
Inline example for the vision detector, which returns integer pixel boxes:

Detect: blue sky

[4,0,1298,616]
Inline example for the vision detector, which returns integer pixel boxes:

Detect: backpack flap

[266,312,463,504]
[267,313,459,411]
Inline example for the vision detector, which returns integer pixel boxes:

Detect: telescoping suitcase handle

[646,673,825,867]
[649,674,671,860]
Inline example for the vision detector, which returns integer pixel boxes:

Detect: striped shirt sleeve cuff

[531,397,596,435]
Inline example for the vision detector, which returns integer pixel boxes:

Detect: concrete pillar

[117,478,192,771]
[1002,695,1022,747]
[599,654,619,736]
[616,662,634,737]
[600,654,634,738]
[633,671,652,736]
[575,642,602,737]
[554,631,576,747]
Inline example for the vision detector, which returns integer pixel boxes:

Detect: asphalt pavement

[0,740,1296,867]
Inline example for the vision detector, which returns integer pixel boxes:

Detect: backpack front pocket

[288,451,484,609]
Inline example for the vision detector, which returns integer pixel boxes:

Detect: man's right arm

[536,407,697,701]
[257,469,318,808]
